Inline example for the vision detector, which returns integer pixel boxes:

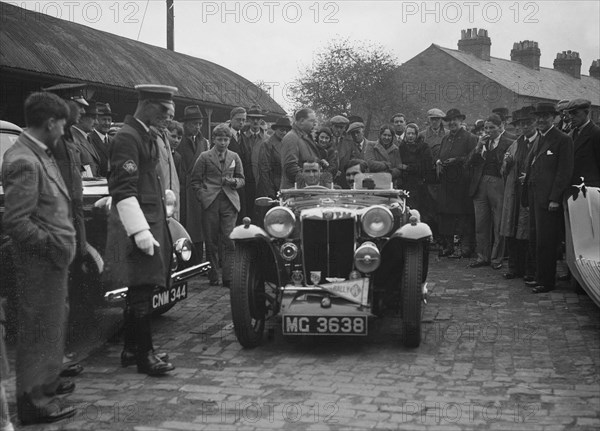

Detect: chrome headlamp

[361,205,393,238]
[264,207,295,238]
[174,238,192,261]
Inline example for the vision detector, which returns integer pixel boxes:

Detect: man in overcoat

[88,102,115,177]
[2,92,77,424]
[191,124,245,287]
[280,108,320,189]
[500,107,538,280]
[523,102,574,293]
[565,99,600,187]
[257,116,292,198]
[466,114,513,269]
[435,108,478,258]
[71,103,100,177]
[176,105,208,256]
[239,105,268,219]
[103,84,177,375]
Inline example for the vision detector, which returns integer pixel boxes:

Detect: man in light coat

[191,124,245,287]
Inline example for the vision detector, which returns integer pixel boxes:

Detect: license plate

[152,283,187,309]
[282,315,367,335]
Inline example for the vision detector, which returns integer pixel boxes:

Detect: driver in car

[295,157,334,188]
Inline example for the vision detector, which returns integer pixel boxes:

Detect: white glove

[134,230,160,256]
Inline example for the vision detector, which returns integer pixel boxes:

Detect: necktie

[104,136,108,145]
[572,128,580,141]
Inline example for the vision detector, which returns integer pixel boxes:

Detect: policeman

[103,84,176,376]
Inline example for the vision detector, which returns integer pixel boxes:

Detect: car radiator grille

[302,218,355,283]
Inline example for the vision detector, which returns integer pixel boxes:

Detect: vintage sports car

[0,120,208,322]
[565,181,600,307]
[229,173,431,348]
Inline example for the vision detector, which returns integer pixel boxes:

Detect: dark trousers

[506,237,536,277]
[439,213,475,254]
[203,192,238,284]
[125,284,155,359]
[473,175,505,264]
[529,190,562,288]
[14,255,68,419]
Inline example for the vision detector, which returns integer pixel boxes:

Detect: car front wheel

[230,244,267,348]
[401,241,424,348]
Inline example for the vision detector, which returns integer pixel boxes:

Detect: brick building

[372,28,600,130]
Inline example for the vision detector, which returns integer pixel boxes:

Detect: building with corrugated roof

[0,2,286,130]
[380,28,600,128]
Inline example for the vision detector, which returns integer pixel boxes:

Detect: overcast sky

[14,0,600,113]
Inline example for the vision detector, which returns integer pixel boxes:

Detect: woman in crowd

[398,123,434,218]
[364,124,403,187]
[315,126,339,180]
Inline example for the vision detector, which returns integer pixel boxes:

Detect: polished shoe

[532,285,554,294]
[491,262,503,270]
[60,363,83,377]
[121,350,169,368]
[524,280,538,287]
[523,275,535,282]
[18,395,76,425]
[469,260,490,268]
[137,353,175,376]
[503,272,518,279]
[55,380,75,395]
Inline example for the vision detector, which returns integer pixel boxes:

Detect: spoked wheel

[230,245,272,348]
[401,241,425,348]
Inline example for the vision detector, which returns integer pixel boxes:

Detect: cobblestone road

[5,256,600,430]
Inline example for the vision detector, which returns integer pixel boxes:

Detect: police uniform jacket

[104,115,172,289]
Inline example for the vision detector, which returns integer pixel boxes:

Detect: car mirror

[255,197,276,207]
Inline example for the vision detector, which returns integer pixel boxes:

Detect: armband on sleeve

[116,196,150,236]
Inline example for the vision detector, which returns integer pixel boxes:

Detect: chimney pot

[554,50,582,79]
[510,40,541,70]
[590,59,600,79]
[458,28,491,61]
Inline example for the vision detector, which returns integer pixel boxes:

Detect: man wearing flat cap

[565,99,600,187]
[71,101,100,178]
[419,108,448,242]
[176,105,208,254]
[89,102,115,177]
[556,99,572,134]
[104,84,177,376]
[257,116,292,198]
[334,116,365,188]
[523,102,573,294]
[239,105,268,219]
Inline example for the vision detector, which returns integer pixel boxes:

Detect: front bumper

[104,261,211,304]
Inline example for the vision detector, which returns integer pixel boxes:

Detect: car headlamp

[361,205,393,237]
[174,238,192,262]
[264,207,295,238]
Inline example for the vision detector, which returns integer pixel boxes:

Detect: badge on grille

[310,271,321,285]
[291,270,303,286]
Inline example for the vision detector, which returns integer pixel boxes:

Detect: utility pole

[167,0,174,51]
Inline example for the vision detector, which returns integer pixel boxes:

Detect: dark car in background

[0,120,208,326]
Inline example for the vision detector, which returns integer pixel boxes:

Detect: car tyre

[401,241,424,348]
[230,245,266,348]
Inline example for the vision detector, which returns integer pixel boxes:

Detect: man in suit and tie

[71,102,100,177]
[523,102,574,293]
[191,124,245,287]
[88,102,115,177]
[2,92,77,424]
[257,116,292,198]
[466,114,513,269]
[228,107,247,155]
[176,105,209,255]
[564,99,600,187]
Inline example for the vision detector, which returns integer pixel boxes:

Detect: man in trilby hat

[176,105,208,255]
[89,102,115,177]
[71,101,100,177]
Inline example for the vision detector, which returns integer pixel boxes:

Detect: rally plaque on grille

[282,315,367,335]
